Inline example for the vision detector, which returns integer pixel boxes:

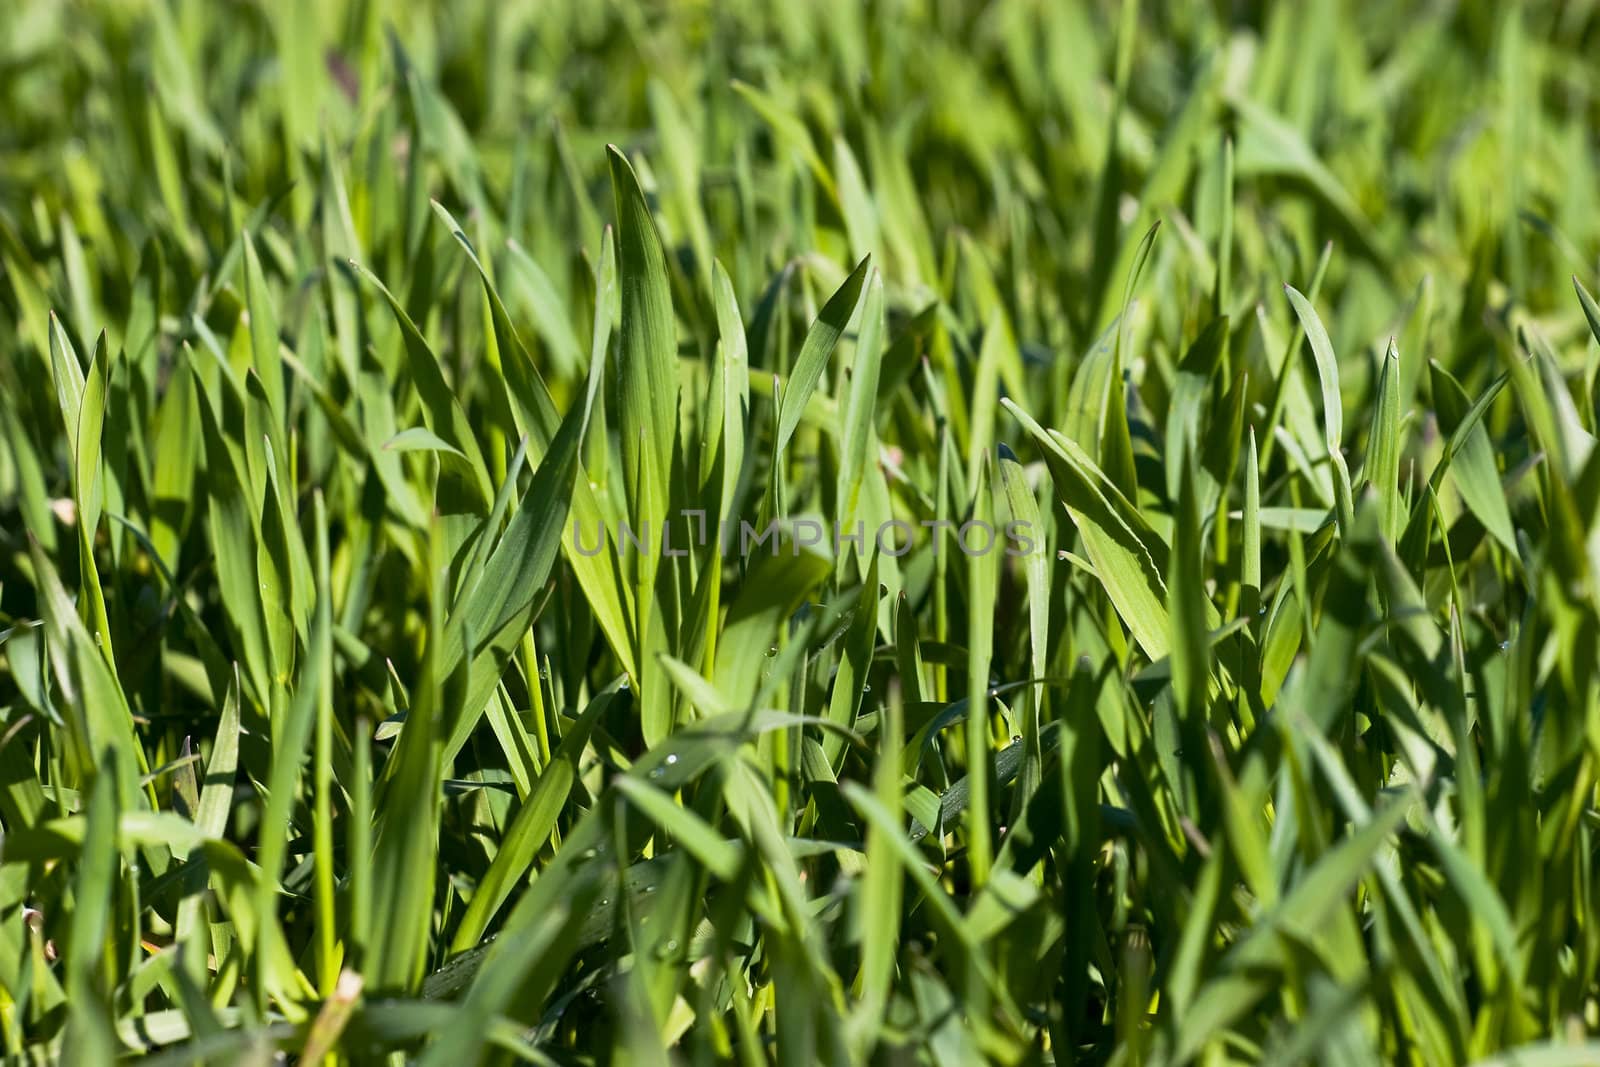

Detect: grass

[1,0,1600,1062]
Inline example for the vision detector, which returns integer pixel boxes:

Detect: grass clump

[2,1,1600,1063]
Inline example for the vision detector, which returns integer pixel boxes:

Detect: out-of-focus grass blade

[834,136,880,266]
[730,80,837,201]
[1230,94,1384,264]
[348,260,494,513]
[713,546,831,710]
[504,241,585,382]
[1092,54,1220,330]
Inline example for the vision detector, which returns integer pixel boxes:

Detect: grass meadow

[2,1,1600,1063]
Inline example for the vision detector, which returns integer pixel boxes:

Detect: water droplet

[664,753,679,766]
[1011,734,1022,744]
[863,683,872,693]
[599,898,610,907]
[1258,605,1268,615]
[654,939,679,959]
[643,884,657,894]
[649,766,665,779]
[1499,640,1511,651]
[766,645,779,657]
[619,678,631,690]
[580,848,599,861]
